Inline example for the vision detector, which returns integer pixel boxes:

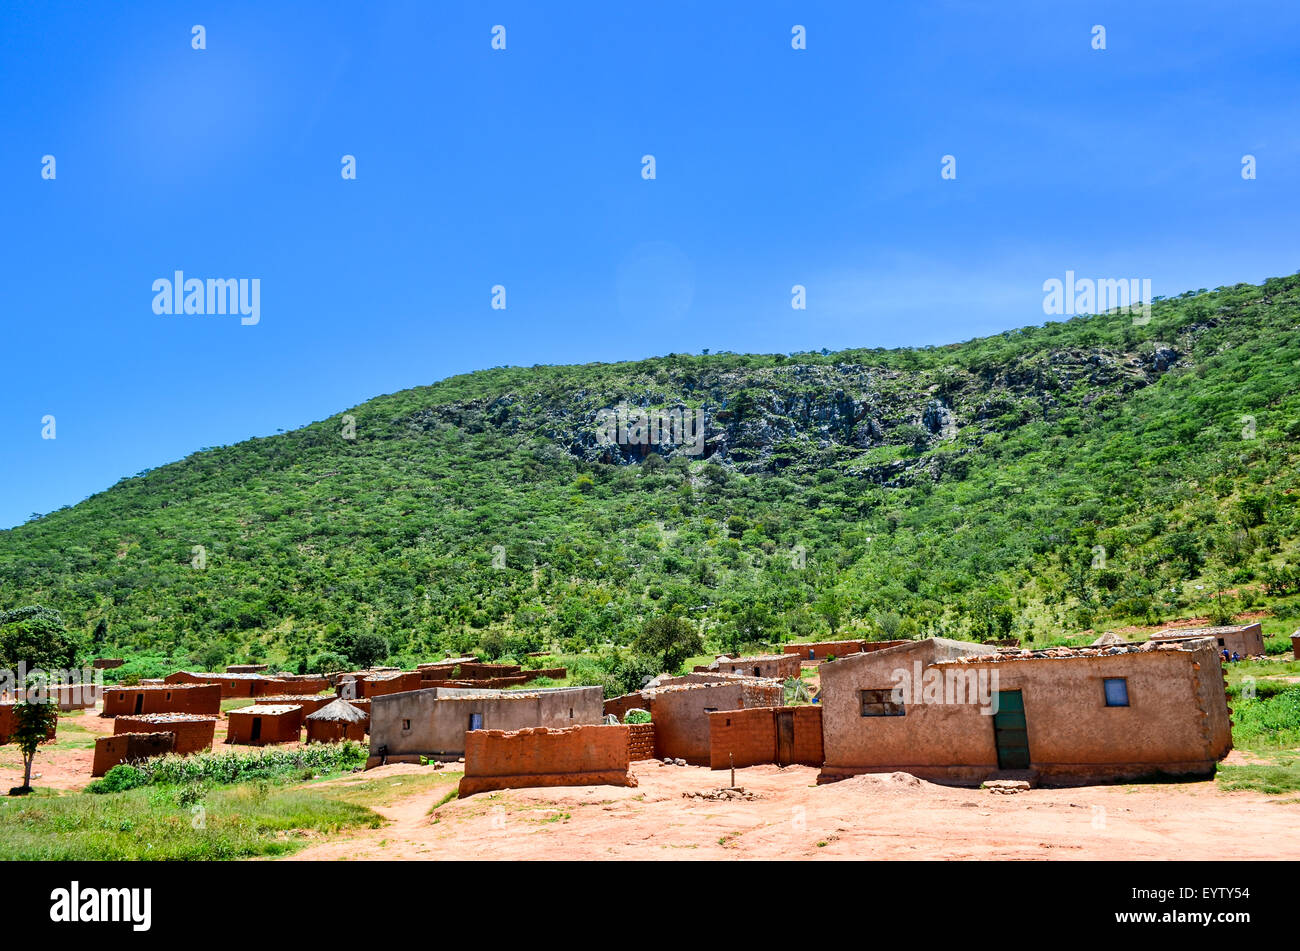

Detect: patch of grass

[0,783,381,860]
[430,787,459,813]
[319,770,459,808]
[1217,753,1300,795]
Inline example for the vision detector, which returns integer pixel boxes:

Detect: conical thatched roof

[306,698,367,723]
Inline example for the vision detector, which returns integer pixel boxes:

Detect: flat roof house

[1149,622,1266,658]
[226,704,304,745]
[368,685,603,765]
[818,637,1232,787]
[697,653,803,680]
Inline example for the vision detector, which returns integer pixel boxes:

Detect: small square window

[860,688,904,717]
[1104,678,1129,707]
[402,718,411,731]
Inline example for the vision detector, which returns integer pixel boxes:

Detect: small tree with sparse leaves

[10,700,57,795]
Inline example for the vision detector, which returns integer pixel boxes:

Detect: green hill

[5,273,1300,673]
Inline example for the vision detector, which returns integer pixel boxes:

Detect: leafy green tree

[632,614,702,675]
[0,606,80,672]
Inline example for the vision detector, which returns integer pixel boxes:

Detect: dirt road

[284,760,1300,861]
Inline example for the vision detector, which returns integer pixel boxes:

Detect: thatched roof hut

[305,698,368,743]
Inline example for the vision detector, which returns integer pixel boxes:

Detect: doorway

[776,711,795,766]
[133,694,144,714]
[992,690,1029,769]
[250,717,262,743]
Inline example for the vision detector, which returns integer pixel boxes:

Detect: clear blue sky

[3,1,1299,529]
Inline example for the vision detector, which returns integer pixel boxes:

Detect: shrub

[623,709,651,724]
[92,764,149,793]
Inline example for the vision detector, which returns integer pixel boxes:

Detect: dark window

[860,689,904,717]
[402,718,411,731]
[1103,678,1129,707]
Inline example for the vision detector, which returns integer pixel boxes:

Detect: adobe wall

[226,706,304,745]
[604,693,646,720]
[37,684,102,711]
[256,694,333,716]
[782,640,865,661]
[1293,633,1300,660]
[255,677,330,697]
[92,732,175,777]
[113,714,215,754]
[647,680,784,765]
[521,668,567,682]
[370,686,604,759]
[458,724,636,797]
[819,639,1232,785]
[102,684,222,717]
[708,706,823,769]
[420,676,529,690]
[626,722,656,760]
[703,654,803,680]
[305,719,367,743]
[163,671,267,698]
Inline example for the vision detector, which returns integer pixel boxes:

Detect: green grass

[1217,753,1300,795]
[0,782,381,860]
[1230,687,1300,750]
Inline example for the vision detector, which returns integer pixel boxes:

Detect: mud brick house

[1293,632,1300,660]
[604,672,756,719]
[818,637,1233,786]
[29,683,102,711]
[458,724,636,797]
[305,698,369,743]
[255,676,330,697]
[369,685,603,765]
[163,671,270,698]
[113,713,216,754]
[1148,623,1267,658]
[783,639,909,662]
[226,704,304,745]
[226,664,269,673]
[696,653,803,680]
[256,694,333,717]
[644,679,785,765]
[709,705,823,769]
[92,732,175,777]
[102,683,222,718]
[0,701,58,744]
[336,670,422,700]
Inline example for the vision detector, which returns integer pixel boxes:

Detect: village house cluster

[1,622,1276,794]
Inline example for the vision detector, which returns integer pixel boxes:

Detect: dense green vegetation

[86,742,367,793]
[4,274,1300,673]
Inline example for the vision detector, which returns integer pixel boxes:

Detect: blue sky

[3,1,1299,529]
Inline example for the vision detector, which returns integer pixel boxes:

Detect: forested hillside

[5,273,1300,672]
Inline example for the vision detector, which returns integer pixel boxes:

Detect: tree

[0,606,80,672]
[10,701,57,795]
[633,614,702,675]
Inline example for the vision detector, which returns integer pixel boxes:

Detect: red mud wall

[708,706,823,769]
[458,724,636,796]
[102,684,222,717]
[626,722,656,761]
[114,715,216,754]
[92,732,176,776]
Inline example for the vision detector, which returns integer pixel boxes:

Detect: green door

[992,690,1030,769]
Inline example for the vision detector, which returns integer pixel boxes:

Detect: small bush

[91,764,149,793]
[623,709,651,724]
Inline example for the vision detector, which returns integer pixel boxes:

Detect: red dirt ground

[282,760,1300,861]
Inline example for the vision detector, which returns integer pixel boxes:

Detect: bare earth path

[284,761,1300,861]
